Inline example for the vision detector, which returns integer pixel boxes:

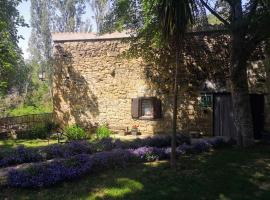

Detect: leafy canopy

[0,0,28,96]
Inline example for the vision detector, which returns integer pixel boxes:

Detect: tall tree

[29,0,52,62]
[79,18,93,32]
[0,0,27,96]
[200,0,270,146]
[52,0,86,32]
[89,0,109,33]
[27,0,88,109]
[29,0,88,88]
[157,0,195,167]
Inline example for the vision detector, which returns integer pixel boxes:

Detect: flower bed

[8,154,93,188]
[6,137,230,188]
[0,134,190,168]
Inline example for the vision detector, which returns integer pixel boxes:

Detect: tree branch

[200,0,230,26]
[247,0,258,20]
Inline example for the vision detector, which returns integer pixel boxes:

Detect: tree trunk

[264,41,270,132]
[229,0,254,147]
[171,50,179,168]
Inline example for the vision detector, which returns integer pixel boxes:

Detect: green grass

[7,105,52,117]
[1,144,270,200]
[0,139,58,150]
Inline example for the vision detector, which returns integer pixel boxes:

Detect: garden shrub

[8,154,93,188]
[44,140,92,159]
[7,148,165,188]
[65,125,87,140]
[0,136,230,169]
[0,146,43,167]
[5,137,231,188]
[96,125,112,139]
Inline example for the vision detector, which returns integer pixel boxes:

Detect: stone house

[52,31,270,139]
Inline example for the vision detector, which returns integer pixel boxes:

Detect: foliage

[65,125,87,140]
[0,0,28,95]
[44,140,92,159]
[0,136,228,169]
[5,138,231,188]
[88,0,109,33]
[8,154,93,188]
[0,146,43,168]
[1,144,270,199]
[96,125,113,139]
[207,14,221,25]
[7,105,52,117]
[26,0,88,115]
[19,124,49,140]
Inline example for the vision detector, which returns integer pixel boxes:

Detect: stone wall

[53,36,213,135]
[52,32,268,136]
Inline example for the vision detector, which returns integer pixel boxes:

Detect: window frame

[131,97,162,120]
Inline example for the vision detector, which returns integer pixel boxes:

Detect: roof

[52,29,228,43]
[52,31,131,42]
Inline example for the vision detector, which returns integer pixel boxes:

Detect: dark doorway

[250,94,265,139]
[213,93,265,139]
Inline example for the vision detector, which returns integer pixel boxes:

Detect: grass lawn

[0,139,58,149]
[0,139,59,155]
[0,144,269,200]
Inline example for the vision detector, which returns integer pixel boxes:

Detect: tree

[28,0,88,101]
[0,0,27,96]
[157,0,195,168]
[88,0,109,33]
[200,0,270,146]
[80,18,93,32]
[52,0,86,32]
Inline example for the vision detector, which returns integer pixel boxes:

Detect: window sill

[139,116,154,120]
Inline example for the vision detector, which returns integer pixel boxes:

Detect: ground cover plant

[0,134,191,168]
[1,137,230,188]
[0,144,269,200]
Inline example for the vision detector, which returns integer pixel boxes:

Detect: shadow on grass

[1,144,270,200]
[0,139,58,155]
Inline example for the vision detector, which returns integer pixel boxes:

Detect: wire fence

[0,113,53,134]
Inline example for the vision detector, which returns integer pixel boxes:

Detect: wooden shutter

[131,98,141,118]
[153,98,162,119]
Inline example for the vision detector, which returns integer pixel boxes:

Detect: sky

[17,1,95,59]
[18,1,31,59]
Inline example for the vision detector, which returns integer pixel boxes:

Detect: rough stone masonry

[52,31,270,136]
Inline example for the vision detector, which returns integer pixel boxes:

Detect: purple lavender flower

[0,146,43,167]
[7,154,93,188]
[192,140,213,153]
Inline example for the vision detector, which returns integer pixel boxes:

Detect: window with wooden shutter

[153,98,162,119]
[131,98,141,118]
[131,97,162,120]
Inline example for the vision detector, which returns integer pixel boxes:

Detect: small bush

[96,125,112,139]
[8,154,93,188]
[65,125,87,140]
[0,146,43,168]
